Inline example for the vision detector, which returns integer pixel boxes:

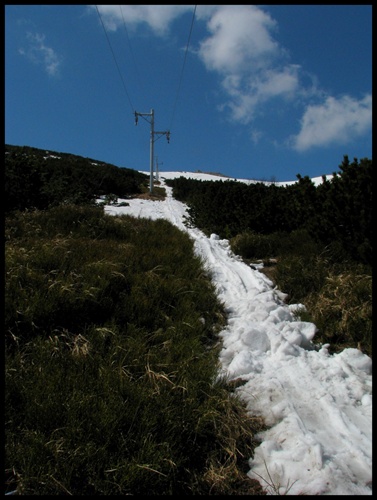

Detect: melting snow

[104,173,372,495]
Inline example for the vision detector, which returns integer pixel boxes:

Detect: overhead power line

[95,5,197,174]
[119,5,146,102]
[95,5,135,113]
[168,5,197,133]
[159,5,196,169]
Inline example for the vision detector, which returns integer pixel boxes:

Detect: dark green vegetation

[5,144,148,212]
[167,156,372,356]
[5,145,372,494]
[167,156,372,267]
[5,206,265,495]
[5,145,266,495]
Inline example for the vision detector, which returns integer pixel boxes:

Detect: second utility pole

[134,108,170,194]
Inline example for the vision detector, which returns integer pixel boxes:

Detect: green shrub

[230,229,321,261]
[274,254,329,304]
[230,231,276,259]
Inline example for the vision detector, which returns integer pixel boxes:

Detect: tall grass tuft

[305,269,372,355]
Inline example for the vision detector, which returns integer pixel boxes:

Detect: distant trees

[313,157,372,264]
[166,156,372,266]
[5,145,148,213]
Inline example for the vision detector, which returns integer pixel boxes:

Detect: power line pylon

[134,109,170,193]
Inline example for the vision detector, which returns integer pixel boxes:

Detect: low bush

[230,231,277,259]
[274,254,329,304]
[230,229,322,261]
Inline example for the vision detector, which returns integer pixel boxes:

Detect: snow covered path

[104,179,372,495]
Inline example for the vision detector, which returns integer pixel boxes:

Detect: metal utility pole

[134,109,170,193]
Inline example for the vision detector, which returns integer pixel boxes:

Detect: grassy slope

[5,205,266,495]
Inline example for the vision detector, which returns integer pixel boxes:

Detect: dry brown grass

[132,185,166,200]
[306,271,372,355]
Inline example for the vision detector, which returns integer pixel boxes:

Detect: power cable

[95,5,135,113]
[160,5,196,169]
[168,5,197,133]
[119,5,146,104]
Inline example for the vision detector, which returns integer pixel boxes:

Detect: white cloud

[290,94,372,151]
[220,64,302,124]
[19,32,61,77]
[255,65,301,100]
[250,128,263,145]
[195,5,305,124]
[194,5,371,150]
[198,5,279,74]
[93,5,193,35]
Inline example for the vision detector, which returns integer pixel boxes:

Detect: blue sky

[5,5,372,181]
